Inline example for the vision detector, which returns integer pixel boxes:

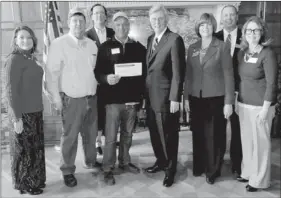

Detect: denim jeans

[103,104,138,172]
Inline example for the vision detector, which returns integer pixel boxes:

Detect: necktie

[226,33,231,53]
[152,38,158,52]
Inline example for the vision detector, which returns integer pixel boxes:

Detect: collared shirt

[45,32,98,102]
[94,26,107,44]
[154,27,167,43]
[223,27,237,57]
[114,36,130,54]
[114,36,139,105]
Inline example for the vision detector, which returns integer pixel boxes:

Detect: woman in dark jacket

[5,25,46,195]
[184,13,235,185]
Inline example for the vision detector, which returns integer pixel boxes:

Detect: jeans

[102,104,138,172]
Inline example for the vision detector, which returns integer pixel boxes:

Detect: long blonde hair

[240,16,272,51]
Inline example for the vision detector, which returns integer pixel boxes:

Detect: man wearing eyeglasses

[215,5,243,178]
[86,4,115,160]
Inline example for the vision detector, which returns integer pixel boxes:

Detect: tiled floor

[1,127,280,197]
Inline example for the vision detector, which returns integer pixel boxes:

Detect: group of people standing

[5,3,278,196]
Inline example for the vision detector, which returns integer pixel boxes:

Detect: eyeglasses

[245,29,262,35]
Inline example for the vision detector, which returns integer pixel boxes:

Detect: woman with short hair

[184,13,235,185]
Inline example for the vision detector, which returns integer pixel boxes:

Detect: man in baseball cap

[95,10,146,186]
[68,7,86,19]
[112,11,129,21]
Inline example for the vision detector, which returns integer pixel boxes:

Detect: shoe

[206,176,215,185]
[246,185,258,192]
[38,183,46,189]
[104,171,115,185]
[83,161,102,169]
[163,170,175,187]
[232,167,241,176]
[237,176,249,183]
[97,146,103,155]
[145,164,163,173]
[19,188,43,195]
[63,174,77,187]
[119,163,140,174]
[116,142,120,147]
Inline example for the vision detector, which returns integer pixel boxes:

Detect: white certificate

[114,62,142,77]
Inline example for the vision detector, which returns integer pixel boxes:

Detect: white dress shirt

[223,27,237,57]
[154,27,167,44]
[94,26,107,44]
[45,33,98,102]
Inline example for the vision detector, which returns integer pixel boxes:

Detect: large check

[114,62,142,77]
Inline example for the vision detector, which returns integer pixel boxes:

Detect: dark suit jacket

[214,28,242,91]
[146,28,186,112]
[86,27,115,47]
[184,37,235,104]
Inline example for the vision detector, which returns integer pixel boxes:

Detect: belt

[60,92,95,99]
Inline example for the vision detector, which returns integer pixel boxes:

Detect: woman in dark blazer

[184,13,235,184]
[5,25,45,195]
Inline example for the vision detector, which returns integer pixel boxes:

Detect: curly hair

[10,25,38,54]
[240,16,272,51]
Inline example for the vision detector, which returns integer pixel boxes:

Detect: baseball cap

[112,11,129,21]
[68,7,85,19]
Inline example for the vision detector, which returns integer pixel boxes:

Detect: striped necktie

[226,33,231,53]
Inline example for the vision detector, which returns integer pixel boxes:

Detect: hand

[170,101,179,113]
[107,74,121,85]
[53,99,63,111]
[14,119,23,134]
[257,108,268,125]
[224,104,233,119]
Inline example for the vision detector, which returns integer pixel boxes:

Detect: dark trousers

[103,104,138,172]
[229,109,242,174]
[59,93,98,175]
[147,107,180,173]
[190,96,226,178]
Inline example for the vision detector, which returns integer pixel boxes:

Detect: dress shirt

[223,27,237,57]
[45,33,98,103]
[94,26,107,44]
[154,27,167,44]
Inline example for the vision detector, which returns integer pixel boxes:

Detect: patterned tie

[152,38,158,52]
[226,33,231,53]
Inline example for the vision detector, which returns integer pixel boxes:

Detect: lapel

[106,27,114,40]
[190,40,202,69]
[146,35,153,66]
[201,37,220,66]
[90,27,101,47]
[148,28,170,64]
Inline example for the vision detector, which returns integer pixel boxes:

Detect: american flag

[43,1,64,64]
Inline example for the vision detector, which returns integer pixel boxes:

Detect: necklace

[21,52,34,60]
[244,44,261,62]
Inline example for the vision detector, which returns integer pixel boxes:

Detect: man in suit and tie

[144,4,186,187]
[86,4,115,157]
[214,5,242,177]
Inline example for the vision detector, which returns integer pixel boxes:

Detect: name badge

[111,48,120,54]
[247,57,258,63]
[192,51,199,57]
